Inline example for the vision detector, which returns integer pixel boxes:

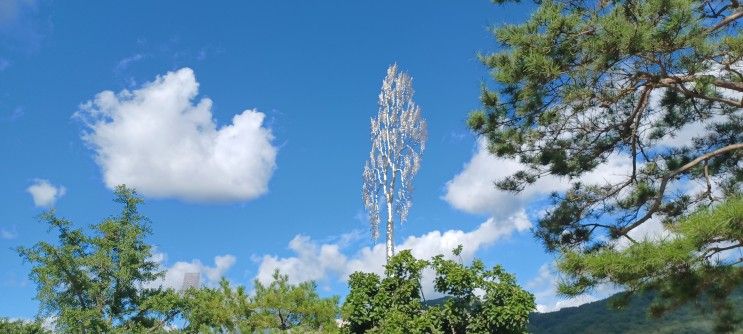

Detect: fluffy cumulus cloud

[444,139,633,220]
[256,235,348,285]
[147,249,237,290]
[446,139,683,251]
[443,140,564,218]
[255,212,531,296]
[76,68,277,202]
[442,139,634,250]
[26,179,65,208]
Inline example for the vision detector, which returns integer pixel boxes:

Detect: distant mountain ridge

[422,288,743,333]
[528,289,743,334]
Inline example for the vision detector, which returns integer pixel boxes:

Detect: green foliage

[17,185,179,333]
[342,251,433,333]
[430,254,535,333]
[474,0,743,328]
[16,186,339,334]
[179,279,252,333]
[251,270,339,333]
[179,272,339,333]
[341,248,535,333]
[556,197,743,331]
[0,318,51,334]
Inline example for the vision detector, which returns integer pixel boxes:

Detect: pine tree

[470,0,743,329]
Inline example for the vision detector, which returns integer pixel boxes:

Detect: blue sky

[0,0,611,318]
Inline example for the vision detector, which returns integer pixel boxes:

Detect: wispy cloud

[0,0,36,25]
[114,53,145,72]
[0,226,18,239]
[7,106,24,121]
[0,0,47,52]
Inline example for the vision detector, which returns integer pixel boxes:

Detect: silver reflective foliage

[362,64,427,261]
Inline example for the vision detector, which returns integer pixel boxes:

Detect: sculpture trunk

[386,197,394,262]
[387,196,395,262]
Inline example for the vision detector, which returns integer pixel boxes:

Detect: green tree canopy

[178,271,339,333]
[17,186,339,334]
[341,248,535,333]
[250,270,339,333]
[18,185,179,333]
[178,278,253,333]
[470,0,742,328]
[0,318,51,334]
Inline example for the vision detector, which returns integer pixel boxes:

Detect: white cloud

[256,235,348,285]
[255,212,531,297]
[538,295,598,313]
[444,139,633,219]
[345,211,531,278]
[76,68,277,202]
[613,217,673,250]
[147,249,236,290]
[1,317,57,333]
[443,140,633,310]
[443,141,562,217]
[651,109,740,150]
[527,263,618,313]
[645,68,742,151]
[114,53,145,72]
[443,139,633,251]
[26,179,65,208]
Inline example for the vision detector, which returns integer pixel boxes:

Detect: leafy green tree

[178,272,339,333]
[342,271,383,333]
[342,248,535,333]
[250,270,340,333]
[18,186,180,333]
[0,318,51,334]
[431,246,536,333]
[366,250,436,333]
[16,185,339,333]
[470,0,743,327]
[179,278,254,333]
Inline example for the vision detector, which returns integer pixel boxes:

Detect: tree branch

[619,143,743,235]
[703,243,743,260]
[655,73,743,92]
[707,9,743,34]
[630,86,653,182]
[658,82,743,108]
[704,161,715,203]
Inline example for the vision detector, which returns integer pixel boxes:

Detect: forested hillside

[529,289,743,334]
